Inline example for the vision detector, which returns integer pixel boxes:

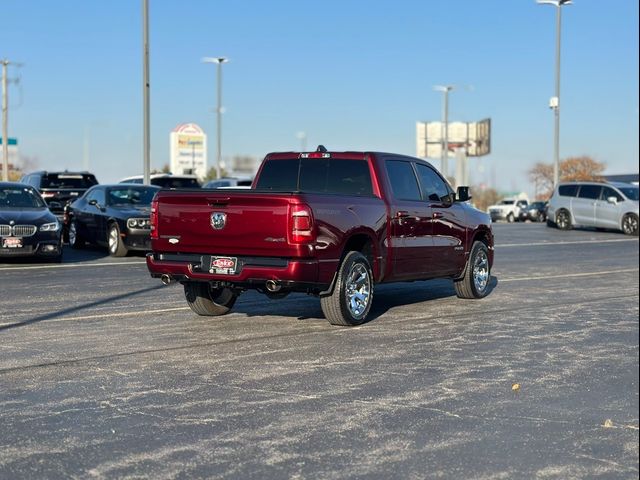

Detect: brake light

[42,192,55,198]
[299,152,331,159]
[289,204,314,243]
[150,196,159,240]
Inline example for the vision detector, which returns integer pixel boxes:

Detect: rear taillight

[289,204,314,244]
[150,196,159,240]
[42,192,55,198]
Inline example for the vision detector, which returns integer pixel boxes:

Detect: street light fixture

[433,85,454,178]
[202,57,229,180]
[537,0,572,188]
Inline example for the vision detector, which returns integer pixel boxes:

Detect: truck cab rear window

[256,158,373,196]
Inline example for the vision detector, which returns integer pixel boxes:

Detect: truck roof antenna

[316,145,327,153]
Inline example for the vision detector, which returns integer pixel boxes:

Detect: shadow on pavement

[232,276,499,325]
[0,284,164,332]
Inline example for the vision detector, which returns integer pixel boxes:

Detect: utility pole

[142,0,151,185]
[538,0,572,187]
[2,59,9,181]
[202,57,229,179]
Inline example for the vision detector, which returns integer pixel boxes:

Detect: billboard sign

[170,123,207,178]
[416,118,490,158]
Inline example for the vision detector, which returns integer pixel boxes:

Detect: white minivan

[547,181,639,235]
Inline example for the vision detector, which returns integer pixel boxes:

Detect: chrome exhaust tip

[160,274,173,286]
[265,280,281,293]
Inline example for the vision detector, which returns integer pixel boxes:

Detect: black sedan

[524,201,548,222]
[0,182,63,261]
[67,184,160,257]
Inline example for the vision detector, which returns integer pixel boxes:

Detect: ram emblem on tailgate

[210,212,227,230]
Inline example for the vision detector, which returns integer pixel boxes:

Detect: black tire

[184,282,237,316]
[546,219,555,228]
[108,223,128,257]
[621,213,639,236]
[555,209,572,230]
[454,241,491,299]
[320,251,373,326]
[68,220,84,249]
[506,213,515,223]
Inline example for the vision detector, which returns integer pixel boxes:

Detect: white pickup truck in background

[488,198,529,223]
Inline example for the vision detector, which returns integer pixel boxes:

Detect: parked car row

[0,171,257,261]
[2,171,637,264]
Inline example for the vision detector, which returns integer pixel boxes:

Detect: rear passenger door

[572,185,601,226]
[384,159,432,280]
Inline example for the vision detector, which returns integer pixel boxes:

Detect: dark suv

[20,171,99,219]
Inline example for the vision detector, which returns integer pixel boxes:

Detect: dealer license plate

[209,256,238,275]
[2,237,23,248]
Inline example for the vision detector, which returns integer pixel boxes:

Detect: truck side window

[385,160,421,201]
[415,164,450,202]
[326,159,373,196]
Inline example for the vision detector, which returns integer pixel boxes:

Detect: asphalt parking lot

[0,223,638,479]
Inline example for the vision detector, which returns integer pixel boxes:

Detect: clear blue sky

[2,0,638,194]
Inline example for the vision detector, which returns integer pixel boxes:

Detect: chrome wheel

[472,249,489,294]
[108,226,119,254]
[556,210,571,230]
[344,262,371,320]
[69,222,77,245]
[108,224,128,256]
[622,214,638,236]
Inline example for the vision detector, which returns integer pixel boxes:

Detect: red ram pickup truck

[146,146,494,326]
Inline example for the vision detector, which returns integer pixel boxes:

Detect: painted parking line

[500,268,639,283]
[0,306,190,329]
[497,238,638,248]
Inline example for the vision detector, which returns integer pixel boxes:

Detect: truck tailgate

[153,191,299,257]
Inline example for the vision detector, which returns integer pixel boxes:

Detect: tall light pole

[433,85,454,178]
[538,0,572,187]
[202,57,229,179]
[142,0,151,185]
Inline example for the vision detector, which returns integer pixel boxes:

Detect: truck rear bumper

[146,252,328,293]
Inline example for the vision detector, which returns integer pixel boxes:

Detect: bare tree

[529,156,606,198]
[470,186,501,212]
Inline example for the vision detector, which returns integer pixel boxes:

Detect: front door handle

[433,212,444,219]
[396,210,410,219]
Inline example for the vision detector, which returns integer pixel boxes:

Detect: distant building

[604,174,639,185]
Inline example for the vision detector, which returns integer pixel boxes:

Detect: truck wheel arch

[320,232,380,297]
[342,232,380,280]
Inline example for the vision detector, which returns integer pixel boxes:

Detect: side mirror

[456,186,471,202]
[607,196,618,205]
